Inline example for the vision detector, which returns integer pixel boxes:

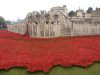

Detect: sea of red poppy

[0,30,100,72]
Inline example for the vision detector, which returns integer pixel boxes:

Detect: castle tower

[63,5,68,17]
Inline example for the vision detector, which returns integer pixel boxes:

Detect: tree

[0,16,6,28]
[0,16,5,24]
[68,11,76,17]
[87,7,93,13]
[5,20,11,25]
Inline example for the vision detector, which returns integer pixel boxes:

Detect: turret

[63,5,68,17]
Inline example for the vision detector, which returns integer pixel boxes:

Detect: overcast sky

[0,0,100,21]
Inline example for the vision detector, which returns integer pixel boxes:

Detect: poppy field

[0,30,100,72]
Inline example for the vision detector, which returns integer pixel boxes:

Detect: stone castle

[7,5,100,38]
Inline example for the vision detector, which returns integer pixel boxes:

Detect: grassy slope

[0,62,100,75]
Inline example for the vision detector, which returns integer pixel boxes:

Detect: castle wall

[7,23,26,34]
[7,22,100,38]
[30,24,62,38]
[72,23,100,36]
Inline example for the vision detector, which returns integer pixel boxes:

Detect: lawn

[0,62,100,75]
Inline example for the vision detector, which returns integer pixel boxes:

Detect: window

[57,21,60,24]
[53,14,59,20]
[89,22,92,24]
[51,22,54,24]
[35,22,38,25]
[36,14,40,18]
[45,22,49,24]
[57,11,60,14]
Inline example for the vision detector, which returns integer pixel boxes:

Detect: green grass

[0,62,100,75]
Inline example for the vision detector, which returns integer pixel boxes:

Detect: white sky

[0,0,100,21]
